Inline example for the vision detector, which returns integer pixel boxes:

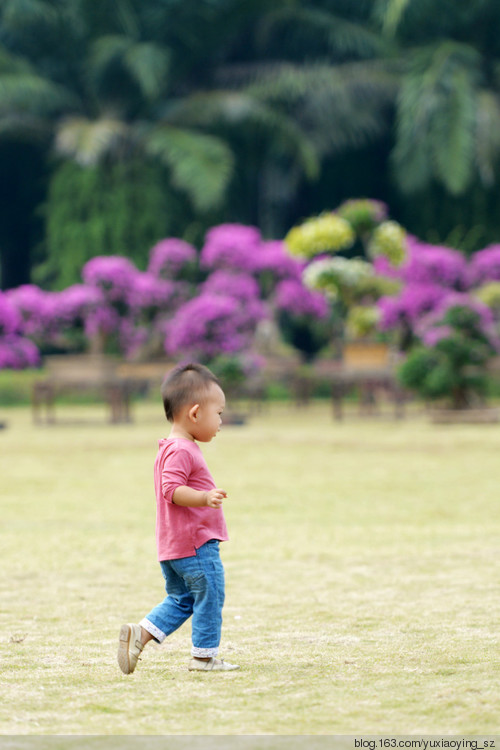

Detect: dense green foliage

[41,160,172,287]
[398,305,497,408]
[2,0,500,287]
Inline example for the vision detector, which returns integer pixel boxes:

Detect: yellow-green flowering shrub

[474,282,500,310]
[337,199,388,234]
[345,305,381,338]
[303,256,374,304]
[368,220,406,267]
[285,213,355,258]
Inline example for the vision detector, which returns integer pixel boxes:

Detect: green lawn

[1,401,499,735]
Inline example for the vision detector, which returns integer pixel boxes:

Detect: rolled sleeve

[161,448,193,504]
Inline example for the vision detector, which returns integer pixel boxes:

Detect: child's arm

[172,486,227,509]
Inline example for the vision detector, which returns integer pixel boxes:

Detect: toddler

[117,362,239,673]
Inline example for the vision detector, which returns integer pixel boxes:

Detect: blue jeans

[140,540,225,658]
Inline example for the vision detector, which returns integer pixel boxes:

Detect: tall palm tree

[0,0,405,286]
[375,0,500,196]
[1,0,336,284]
[207,0,399,234]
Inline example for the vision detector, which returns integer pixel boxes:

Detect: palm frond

[218,61,398,156]
[432,66,477,195]
[112,0,140,38]
[0,73,76,115]
[161,91,319,180]
[89,34,132,72]
[123,42,171,101]
[0,0,59,29]
[0,44,33,75]
[145,125,234,212]
[391,67,434,193]
[373,0,413,36]
[256,6,388,60]
[474,90,500,187]
[393,42,480,194]
[55,116,129,166]
[238,99,319,180]
[90,35,170,101]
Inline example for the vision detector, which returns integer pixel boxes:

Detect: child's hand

[204,488,227,508]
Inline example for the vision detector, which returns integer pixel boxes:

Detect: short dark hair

[161,362,221,422]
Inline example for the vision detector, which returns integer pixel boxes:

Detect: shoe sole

[188,663,240,672]
[117,624,134,674]
[188,667,240,672]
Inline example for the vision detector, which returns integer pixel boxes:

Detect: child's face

[191,383,226,442]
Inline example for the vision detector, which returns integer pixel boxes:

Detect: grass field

[0,400,499,735]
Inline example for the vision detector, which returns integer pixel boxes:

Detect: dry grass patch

[0,402,499,734]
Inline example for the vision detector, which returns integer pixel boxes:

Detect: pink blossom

[0,337,39,369]
[468,245,500,285]
[374,237,468,289]
[0,291,22,335]
[165,291,266,360]
[200,224,262,272]
[274,279,329,318]
[421,326,453,347]
[402,237,468,288]
[82,256,137,302]
[54,285,102,325]
[255,240,304,280]
[127,272,177,311]
[84,307,121,339]
[417,292,495,335]
[202,271,260,301]
[0,293,40,369]
[6,285,50,337]
[378,284,447,330]
[373,256,401,280]
[148,238,197,279]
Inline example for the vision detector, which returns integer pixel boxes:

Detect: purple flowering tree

[1,222,339,370]
[468,245,500,285]
[164,264,267,362]
[6,285,57,344]
[5,283,101,354]
[4,251,191,362]
[0,291,40,369]
[165,294,263,361]
[80,255,187,358]
[197,225,334,363]
[148,238,198,281]
[200,224,262,273]
[374,237,500,409]
[376,236,500,348]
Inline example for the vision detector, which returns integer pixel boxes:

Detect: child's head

[161,362,222,423]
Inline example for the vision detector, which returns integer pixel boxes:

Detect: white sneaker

[117,623,144,674]
[188,657,240,672]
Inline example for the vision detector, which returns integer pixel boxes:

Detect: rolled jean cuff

[140,618,165,643]
[191,645,219,658]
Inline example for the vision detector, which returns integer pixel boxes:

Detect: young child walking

[117,362,240,673]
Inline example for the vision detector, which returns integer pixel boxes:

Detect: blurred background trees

[2,0,500,290]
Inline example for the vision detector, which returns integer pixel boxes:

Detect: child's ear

[188,404,200,422]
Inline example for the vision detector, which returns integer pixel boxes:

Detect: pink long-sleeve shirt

[153,437,229,560]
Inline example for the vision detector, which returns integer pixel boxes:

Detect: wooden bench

[296,350,406,420]
[32,356,176,424]
[328,365,406,420]
[32,355,132,424]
